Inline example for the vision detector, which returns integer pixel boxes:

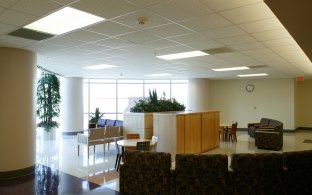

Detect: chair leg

[78,145,80,156]
[116,154,122,171]
[115,154,120,168]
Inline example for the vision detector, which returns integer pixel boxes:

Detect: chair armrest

[77,133,88,144]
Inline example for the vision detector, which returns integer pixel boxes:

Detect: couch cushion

[106,119,115,126]
[114,120,123,126]
[97,119,106,127]
[260,118,270,125]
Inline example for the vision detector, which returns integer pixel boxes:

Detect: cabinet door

[202,112,215,152]
[176,115,185,154]
[184,114,201,153]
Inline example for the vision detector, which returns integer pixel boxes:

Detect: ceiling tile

[0,0,20,8]
[148,0,213,21]
[0,22,18,35]
[252,28,291,41]
[0,34,38,47]
[179,13,232,32]
[112,9,171,30]
[262,38,298,47]
[202,25,246,39]
[71,0,140,19]
[220,3,275,24]
[94,37,133,48]
[86,21,136,36]
[143,39,181,49]
[11,0,62,17]
[44,37,86,47]
[0,9,37,26]
[61,30,109,42]
[127,0,168,8]
[145,23,193,38]
[217,34,257,45]
[117,30,159,44]
[239,18,285,33]
[201,0,262,11]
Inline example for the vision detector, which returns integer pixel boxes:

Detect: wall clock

[246,84,254,92]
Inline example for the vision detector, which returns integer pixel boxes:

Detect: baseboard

[296,127,312,131]
[62,131,84,135]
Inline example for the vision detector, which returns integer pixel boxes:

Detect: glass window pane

[90,98,116,113]
[118,98,131,112]
[118,84,143,98]
[90,84,116,98]
[103,113,117,120]
[144,84,170,99]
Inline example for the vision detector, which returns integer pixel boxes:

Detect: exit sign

[296,76,304,81]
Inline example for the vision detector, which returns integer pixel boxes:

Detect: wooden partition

[154,111,220,159]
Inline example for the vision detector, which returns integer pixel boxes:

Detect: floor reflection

[0,164,118,195]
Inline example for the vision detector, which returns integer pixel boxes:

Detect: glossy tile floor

[1,130,312,194]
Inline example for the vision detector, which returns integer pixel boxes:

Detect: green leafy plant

[89,107,104,123]
[37,73,61,132]
[130,89,185,112]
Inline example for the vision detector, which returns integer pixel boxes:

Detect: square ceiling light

[212,66,249,71]
[24,7,105,35]
[156,51,209,60]
[83,64,116,70]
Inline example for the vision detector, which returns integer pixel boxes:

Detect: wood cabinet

[154,111,220,159]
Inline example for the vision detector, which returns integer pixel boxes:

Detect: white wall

[209,79,295,130]
[188,78,210,111]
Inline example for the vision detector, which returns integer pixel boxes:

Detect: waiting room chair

[151,135,158,151]
[77,128,105,158]
[225,122,238,142]
[119,151,171,194]
[103,126,120,155]
[114,137,123,172]
[126,133,140,139]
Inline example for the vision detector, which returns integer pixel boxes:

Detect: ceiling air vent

[8,28,54,41]
[202,47,235,55]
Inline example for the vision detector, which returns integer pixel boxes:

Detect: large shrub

[130,89,185,112]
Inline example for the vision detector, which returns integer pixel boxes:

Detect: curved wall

[0,47,36,174]
[60,77,84,134]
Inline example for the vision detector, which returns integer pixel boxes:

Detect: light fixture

[24,7,105,35]
[212,66,249,71]
[83,64,116,70]
[156,51,209,60]
[145,73,172,77]
[237,73,268,77]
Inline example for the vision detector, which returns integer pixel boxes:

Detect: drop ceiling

[0,0,311,79]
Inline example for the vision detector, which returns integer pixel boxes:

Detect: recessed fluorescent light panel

[212,66,250,71]
[145,73,172,77]
[83,64,116,70]
[156,51,209,60]
[237,73,268,77]
[24,7,105,35]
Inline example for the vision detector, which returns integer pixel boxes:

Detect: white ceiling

[0,0,311,79]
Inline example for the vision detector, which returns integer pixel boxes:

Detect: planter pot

[39,127,57,140]
[123,112,153,139]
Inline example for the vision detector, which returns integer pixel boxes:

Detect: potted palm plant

[89,107,104,128]
[37,73,61,139]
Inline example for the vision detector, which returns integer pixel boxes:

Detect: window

[83,79,188,129]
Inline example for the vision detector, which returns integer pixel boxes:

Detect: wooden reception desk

[153,111,220,159]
